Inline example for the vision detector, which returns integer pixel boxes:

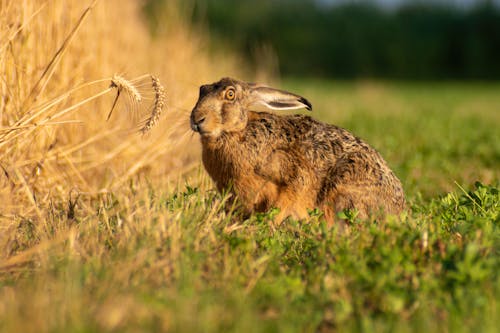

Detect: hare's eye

[225,88,235,100]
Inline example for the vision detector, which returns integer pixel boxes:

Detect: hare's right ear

[247,85,312,111]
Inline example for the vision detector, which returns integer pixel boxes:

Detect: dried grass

[0,3,246,330]
[0,0,241,215]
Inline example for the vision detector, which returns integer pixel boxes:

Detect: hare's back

[247,112,343,144]
[278,114,380,160]
[282,115,402,187]
[246,112,387,163]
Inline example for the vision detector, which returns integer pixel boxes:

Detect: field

[1,79,499,332]
[1,1,499,333]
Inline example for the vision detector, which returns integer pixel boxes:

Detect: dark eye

[225,88,235,100]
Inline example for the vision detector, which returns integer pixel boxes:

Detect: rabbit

[190,77,405,225]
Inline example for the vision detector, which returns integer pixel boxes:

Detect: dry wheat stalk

[26,0,100,104]
[140,75,165,134]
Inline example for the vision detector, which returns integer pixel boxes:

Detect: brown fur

[190,78,405,225]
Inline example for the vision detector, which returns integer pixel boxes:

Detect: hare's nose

[190,116,205,132]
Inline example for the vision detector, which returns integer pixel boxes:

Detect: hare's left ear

[247,85,312,111]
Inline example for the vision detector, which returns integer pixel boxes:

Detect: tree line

[146,0,500,80]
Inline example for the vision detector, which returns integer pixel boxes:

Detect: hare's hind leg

[318,154,389,226]
[320,185,371,223]
[273,195,311,224]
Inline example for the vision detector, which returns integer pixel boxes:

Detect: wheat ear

[140,75,165,134]
[107,74,143,120]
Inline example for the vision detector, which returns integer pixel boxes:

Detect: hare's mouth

[190,116,206,133]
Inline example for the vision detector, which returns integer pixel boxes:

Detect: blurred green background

[145,0,500,80]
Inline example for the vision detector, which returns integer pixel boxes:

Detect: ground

[1,80,499,333]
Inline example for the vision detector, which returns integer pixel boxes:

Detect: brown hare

[190,77,405,225]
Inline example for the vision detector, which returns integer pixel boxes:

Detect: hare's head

[190,77,312,138]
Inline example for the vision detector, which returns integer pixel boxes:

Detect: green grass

[1,81,499,333]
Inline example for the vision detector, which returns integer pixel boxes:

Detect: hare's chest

[202,144,279,211]
[201,144,253,186]
[202,146,233,191]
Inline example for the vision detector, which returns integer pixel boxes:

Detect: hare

[190,77,405,225]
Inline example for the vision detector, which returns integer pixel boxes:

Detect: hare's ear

[247,86,312,111]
